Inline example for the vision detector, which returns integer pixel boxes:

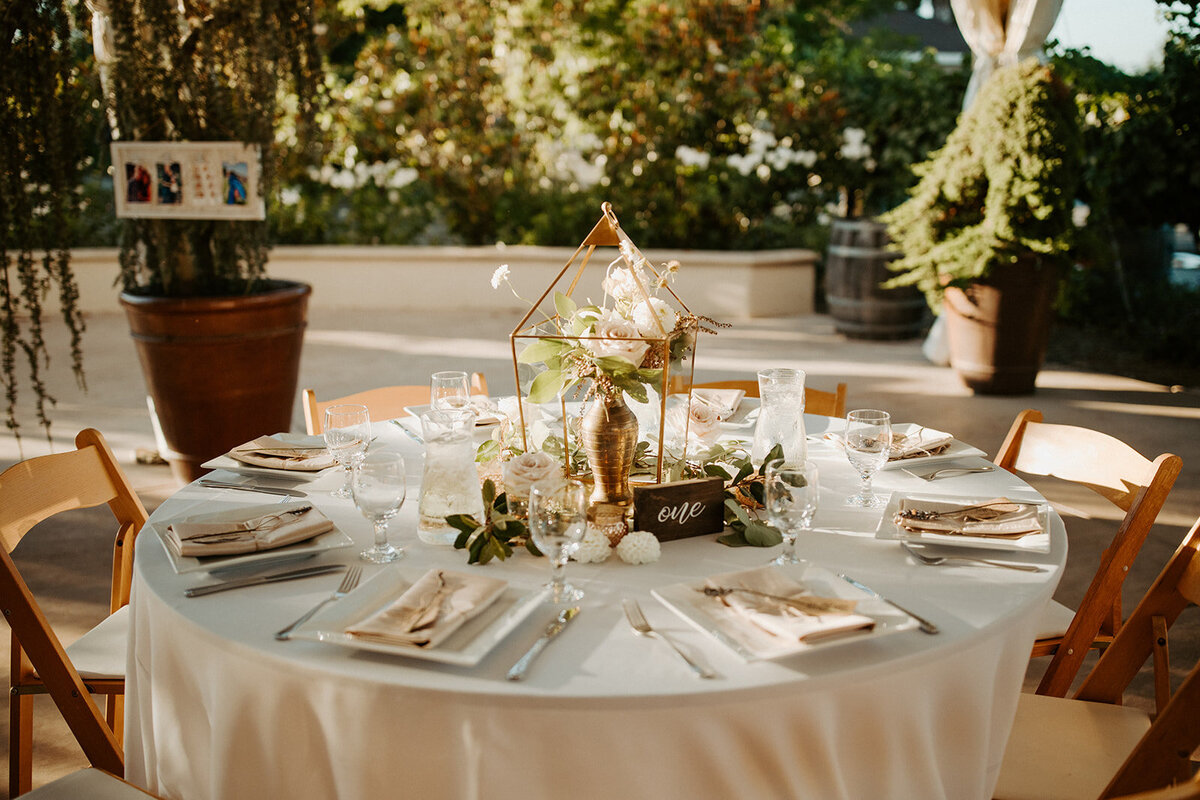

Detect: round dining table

[123,411,1065,800]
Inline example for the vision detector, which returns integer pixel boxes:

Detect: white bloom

[502,451,559,499]
[279,187,301,207]
[675,145,711,170]
[666,400,722,445]
[602,264,645,303]
[630,297,676,337]
[583,318,650,366]
[491,264,511,290]
[573,527,613,563]
[616,530,661,564]
[727,152,760,177]
[840,128,872,161]
[1072,202,1091,229]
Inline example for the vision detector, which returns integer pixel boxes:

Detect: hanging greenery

[105,0,322,297]
[881,60,1083,311]
[0,0,88,443]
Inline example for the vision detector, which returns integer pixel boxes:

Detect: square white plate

[652,563,917,661]
[875,491,1051,554]
[289,568,548,666]
[151,501,355,574]
[201,433,337,482]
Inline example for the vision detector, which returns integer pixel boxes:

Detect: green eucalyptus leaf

[759,444,784,475]
[705,463,733,480]
[733,461,754,485]
[744,520,782,547]
[553,291,578,321]
[595,355,638,374]
[717,530,753,547]
[446,513,481,534]
[525,537,543,557]
[527,369,567,403]
[518,338,568,364]
[749,481,765,505]
[475,439,501,463]
[481,479,496,508]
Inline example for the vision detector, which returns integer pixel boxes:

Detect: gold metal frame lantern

[509,203,699,494]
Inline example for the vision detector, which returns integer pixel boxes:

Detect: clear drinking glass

[764,459,819,565]
[353,451,407,563]
[430,371,471,412]
[844,409,892,508]
[324,403,371,499]
[751,368,807,465]
[528,478,587,603]
[417,410,484,545]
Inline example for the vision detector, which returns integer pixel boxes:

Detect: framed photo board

[110,141,265,220]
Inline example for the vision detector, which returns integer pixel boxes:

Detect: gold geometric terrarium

[509,203,702,514]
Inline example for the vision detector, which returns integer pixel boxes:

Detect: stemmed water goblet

[352,451,407,563]
[527,478,588,603]
[764,459,820,565]
[324,403,371,499]
[844,409,892,508]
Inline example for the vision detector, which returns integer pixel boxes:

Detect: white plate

[289,569,547,666]
[151,501,355,574]
[823,422,987,470]
[875,491,1051,554]
[201,433,337,482]
[652,563,917,662]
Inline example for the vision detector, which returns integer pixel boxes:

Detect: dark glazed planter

[120,281,311,482]
[942,259,1059,395]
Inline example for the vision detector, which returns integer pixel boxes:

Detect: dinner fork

[901,542,1041,572]
[903,465,995,481]
[274,565,362,640]
[622,599,717,679]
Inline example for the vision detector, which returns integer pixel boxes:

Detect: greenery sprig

[447,480,542,565]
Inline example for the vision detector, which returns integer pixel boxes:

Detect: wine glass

[352,451,407,563]
[324,403,371,499]
[527,478,588,603]
[430,371,471,412]
[844,409,892,508]
[764,459,819,565]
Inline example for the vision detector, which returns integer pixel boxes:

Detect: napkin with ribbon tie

[894,497,1042,538]
[690,388,745,421]
[697,566,875,657]
[227,435,338,472]
[346,569,508,649]
[887,427,953,461]
[165,502,334,556]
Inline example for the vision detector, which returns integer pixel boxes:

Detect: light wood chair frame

[691,379,848,418]
[1,429,148,796]
[995,409,1182,697]
[303,373,489,434]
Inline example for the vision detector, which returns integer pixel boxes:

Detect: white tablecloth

[125,414,1064,800]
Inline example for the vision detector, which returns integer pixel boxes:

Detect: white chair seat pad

[62,605,128,680]
[1035,598,1078,641]
[993,692,1151,800]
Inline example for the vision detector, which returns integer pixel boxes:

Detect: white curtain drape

[950,0,1065,108]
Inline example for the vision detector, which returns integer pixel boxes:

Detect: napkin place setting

[690,387,746,421]
[227,435,338,471]
[165,501,335,557]
[824,424,954,461]
[346,568,508,649]
[893,497,1042,539]
[691,566,876,657]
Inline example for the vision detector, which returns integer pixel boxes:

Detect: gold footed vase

[580,395,638,541]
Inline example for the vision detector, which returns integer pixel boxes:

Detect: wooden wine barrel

[824,218,928,340]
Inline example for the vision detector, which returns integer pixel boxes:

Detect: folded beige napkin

[887,427,953,461]
[166,502,334,556]
[690,388,745,421]
[698,566,875,656]
[227,435,338,472]
[346,569,508,649]
[894,497,1042,538]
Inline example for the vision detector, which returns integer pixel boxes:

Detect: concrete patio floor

[2,307,1198,795]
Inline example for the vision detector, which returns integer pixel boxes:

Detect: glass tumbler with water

[751,368,807,465]
[417,409,484,545]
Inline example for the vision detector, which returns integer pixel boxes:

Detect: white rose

[502,451,559,499]
[630,297,677,337]
[583,318,650,366]
[602,265,644,303]
[667,400,722,445]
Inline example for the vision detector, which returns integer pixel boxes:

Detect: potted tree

[881,60,1082,394]
[99,0,322,480]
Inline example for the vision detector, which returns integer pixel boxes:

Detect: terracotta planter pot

[942,260,1059,395]
[120,281,311,482]
[824,218,928,340]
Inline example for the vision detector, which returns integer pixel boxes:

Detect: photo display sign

[110,141,264,220]
[632,477,725,541]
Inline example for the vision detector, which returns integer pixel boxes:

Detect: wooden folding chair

[1,429,149,796]
[995,410,1181,697]
[691,379,848,418]
[993,516,1200,800]
[303,372,489,434]
[22,768,164,799]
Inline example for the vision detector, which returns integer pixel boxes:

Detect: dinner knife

[185,564,345,597]
[198,479,308,498]
[505,606,580,681]
[837,573,940,635]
